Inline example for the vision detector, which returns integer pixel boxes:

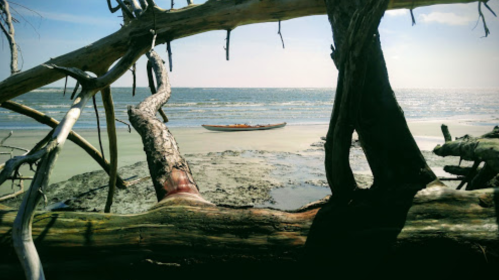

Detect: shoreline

[0,120,496,211]
[1,120,494,183]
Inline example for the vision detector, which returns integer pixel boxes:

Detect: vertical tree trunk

[324,0,436,197]
[306,0,437,274]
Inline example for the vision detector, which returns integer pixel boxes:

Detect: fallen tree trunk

[0,0,484,103]
[0,186,497,279]
[128,50,205,203]
[434,126,499,190]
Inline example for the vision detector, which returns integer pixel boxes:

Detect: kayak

[201,122,286,132]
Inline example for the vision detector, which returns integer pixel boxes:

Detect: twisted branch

[11,45,147,279]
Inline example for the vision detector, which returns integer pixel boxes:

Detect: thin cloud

[19,9,118,26]
[419,12,474,26]
[385,9,409,17]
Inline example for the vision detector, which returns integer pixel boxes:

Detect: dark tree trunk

[306,0,438,274]
[323,0,436,198]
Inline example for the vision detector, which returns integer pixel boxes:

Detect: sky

[0,0,498,89]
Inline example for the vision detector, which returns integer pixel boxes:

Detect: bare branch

[115,118,132,132]
[0,0,19,74]
[166,41,173,72]
[129,0,144,17]
[146,59,169,122]
[100,87,118,214]
[0,101,127,188]
[483,1,497,17]
[116,0,135,19]
[410,0,416,25]
[63,75,68,96]
[93,95,106,161]
[440,124,452,142]
[70,81,80,100]
[43,64,94,84]
[0,185,24,202]
[225,29,231,61]
[277,20,285,49]
[131,63,137,96]
[107,0,121,13]
[0,130,12,145]
[478,1,490,37]
[0,145,29,152]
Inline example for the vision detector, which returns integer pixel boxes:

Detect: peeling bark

[128,50,205,203]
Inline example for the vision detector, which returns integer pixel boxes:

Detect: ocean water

[0,87,498,130]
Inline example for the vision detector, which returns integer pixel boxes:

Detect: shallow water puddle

[258,184,331,211]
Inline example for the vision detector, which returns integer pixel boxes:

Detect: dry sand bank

[0,120,496,212]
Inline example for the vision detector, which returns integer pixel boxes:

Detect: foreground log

[0,186,497,279]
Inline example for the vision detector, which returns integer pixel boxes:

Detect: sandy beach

[0,120,495,212]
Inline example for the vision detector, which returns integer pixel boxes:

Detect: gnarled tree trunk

[306,0,438,274]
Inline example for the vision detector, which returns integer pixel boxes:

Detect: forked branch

[11,45,147,279]
[0,101,128,188]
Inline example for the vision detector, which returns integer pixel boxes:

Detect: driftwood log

[435,126,499,190]
[0,186,497,279]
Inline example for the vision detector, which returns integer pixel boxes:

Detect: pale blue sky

[1,0,498,88]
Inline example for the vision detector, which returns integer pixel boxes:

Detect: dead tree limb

[0,187,24,202]
[115,118,132,132]
[8,44,147,280]
[441,124,452,142]
[0,0,19,74]
[100,87,118,214]
[92,95,106,161]
[146,60,169,123]
[434,126,499,190]
[0,0,484,103]
[0,101,127,189]
[130,63,137,96]
[129,50,207,203]
[166,41,173,72]
[106,0,121,13]
[278,20,285,49]
[224,29,231,61]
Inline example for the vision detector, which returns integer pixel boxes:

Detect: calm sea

[0,87,498,130]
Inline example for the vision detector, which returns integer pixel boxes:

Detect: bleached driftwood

[0,186,497,278]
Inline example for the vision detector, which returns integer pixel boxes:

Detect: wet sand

[0,120,495,212]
